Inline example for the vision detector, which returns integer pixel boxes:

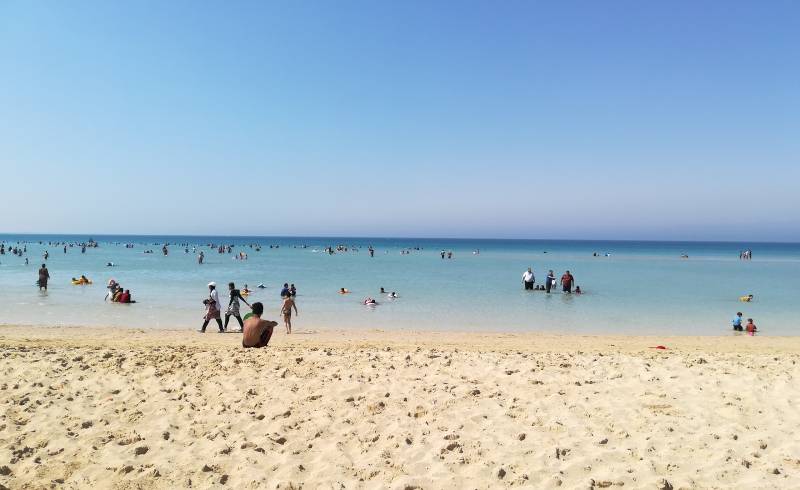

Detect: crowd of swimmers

[10,238,773,339]
[339,286,400,305]
[522,267,580,294]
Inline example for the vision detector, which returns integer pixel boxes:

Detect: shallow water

[1,234,798,335]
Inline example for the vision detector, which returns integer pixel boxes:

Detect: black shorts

[524,281,534,290]
[733,325,743,331]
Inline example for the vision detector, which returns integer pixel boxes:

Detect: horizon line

[0,231,797,246]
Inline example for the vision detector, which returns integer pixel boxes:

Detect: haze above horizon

[1,1,798,241]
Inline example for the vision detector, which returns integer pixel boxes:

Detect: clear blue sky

[1,1,798,240]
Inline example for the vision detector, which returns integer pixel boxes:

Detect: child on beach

[281,295,298,334]
[745,318,757,336]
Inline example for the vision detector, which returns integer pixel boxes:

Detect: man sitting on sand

[242,302,278,348]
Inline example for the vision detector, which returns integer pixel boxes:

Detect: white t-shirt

[522,271,534,283]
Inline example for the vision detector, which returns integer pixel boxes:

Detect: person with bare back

[281,296,298,334]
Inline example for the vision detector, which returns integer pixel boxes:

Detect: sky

[1,1,798,240]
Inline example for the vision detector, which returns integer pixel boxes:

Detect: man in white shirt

[522,267,535,290]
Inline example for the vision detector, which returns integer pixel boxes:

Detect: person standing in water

[38,264,50,291]
[224,282,251,332]
[545,270,555,293]
[732,312,744,331]
[199,282,224,333]
[522,267,535,290]
[281,295,299,334]
[560,270,575,293]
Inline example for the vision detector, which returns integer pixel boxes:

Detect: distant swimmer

[257,283,266,289]
[680,253,689,259]
[380,287,386,294]
[72,275,91,285]
[364,297,377,306]
[339,288,350,294]
[740,294,754,302]
[106,262,115,267]
[575,286,582,294]
[388,291,398,299]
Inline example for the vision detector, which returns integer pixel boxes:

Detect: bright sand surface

[1,325,800,489]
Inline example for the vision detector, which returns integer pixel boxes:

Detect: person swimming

[339,288,350,294]
[740,294,754,302]
[364,297,377,305]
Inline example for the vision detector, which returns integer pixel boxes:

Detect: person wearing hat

[199,282,224,333]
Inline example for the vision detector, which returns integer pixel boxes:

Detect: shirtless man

[560,270,575,293]
[242,302,278,348]
[281,296,298,334]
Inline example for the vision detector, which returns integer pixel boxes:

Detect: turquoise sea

[1,234,798,335]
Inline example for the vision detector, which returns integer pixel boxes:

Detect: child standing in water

[745,318,757,336]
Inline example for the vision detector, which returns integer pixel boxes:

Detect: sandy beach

[1,325,799,489]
